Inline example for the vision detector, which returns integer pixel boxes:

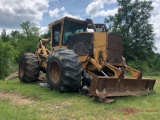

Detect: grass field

[0,76,159,120]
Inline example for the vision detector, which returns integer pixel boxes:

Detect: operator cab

[49,17,95,48]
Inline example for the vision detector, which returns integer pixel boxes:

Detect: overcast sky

[0,0,160,52]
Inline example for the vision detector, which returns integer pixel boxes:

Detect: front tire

[46,49,82,92]
[19,53,40,83]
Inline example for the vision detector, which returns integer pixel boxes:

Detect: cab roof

[48,16,87,28]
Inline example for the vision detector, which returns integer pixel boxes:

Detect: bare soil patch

[156,80,160,85]
[0,91,34,105]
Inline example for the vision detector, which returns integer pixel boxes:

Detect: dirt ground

[0,91,34,105]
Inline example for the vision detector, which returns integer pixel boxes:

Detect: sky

[0,0,160,52]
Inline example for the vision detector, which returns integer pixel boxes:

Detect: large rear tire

[46,49,82,92]
[19,53,40,83]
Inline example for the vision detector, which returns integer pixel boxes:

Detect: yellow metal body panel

[35,43,50,68]
[93,32,107,68]
[93,32,107,67]
[77,32,108,71]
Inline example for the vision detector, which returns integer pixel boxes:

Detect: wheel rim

[50,61,60,83]
[19,62,24,78]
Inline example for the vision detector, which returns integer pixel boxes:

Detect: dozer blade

[88,72,156,98]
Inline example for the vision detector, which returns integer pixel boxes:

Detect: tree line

[0,21,49,79]
[105,0,160,72]
[0,0,160,79]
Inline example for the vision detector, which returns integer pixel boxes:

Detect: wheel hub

[50,61,60,83]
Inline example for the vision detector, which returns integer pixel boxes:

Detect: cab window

[62,20,87,45]
[52,23,61,47]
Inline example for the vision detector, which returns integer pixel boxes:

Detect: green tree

[10,30,21,47]
[1,29,10,42]
[105,0,155,65]
[0,40,16,79]
[20,21,39,39]
[20,21,39,53]
[10,30,20,38]
[0,21,40,79]
[11,21,39,63]
[148,53,160,71]
[8,21,40,63]
[8,30,22,63]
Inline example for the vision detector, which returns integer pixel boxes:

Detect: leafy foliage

[19,21,39,56]
[0,21,40,79]
[9,21,40,62]
[1,29,10,42]
[105,0,155,68]
[148,53,160,71]
[0,40,16,79]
